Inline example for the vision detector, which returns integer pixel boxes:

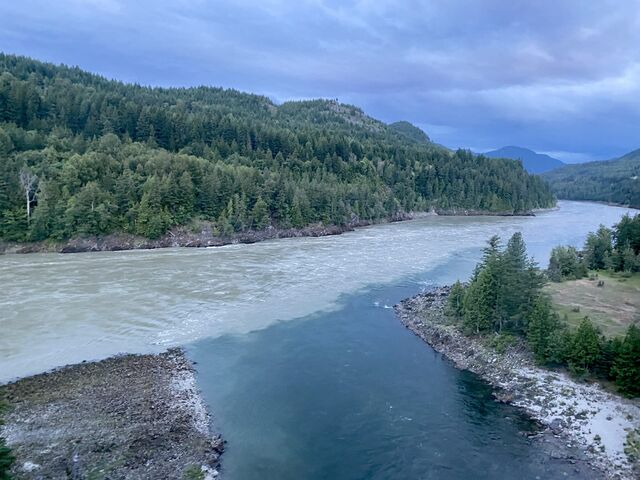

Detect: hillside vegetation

[541,214,640,395]
[542,149,640,208]
[0,53,554,243]
[388,121,431,144]
[447,215,640,396]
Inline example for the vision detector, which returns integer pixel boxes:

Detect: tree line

[447,226,640,397]
[548,213,640,281]
[541,149,640,208]
[0,53,555,242]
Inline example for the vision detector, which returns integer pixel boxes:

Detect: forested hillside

[542,150,640,208]
[388,121,431,144]
[0,53,555,242]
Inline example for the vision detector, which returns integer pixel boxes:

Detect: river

[0,201,635,478]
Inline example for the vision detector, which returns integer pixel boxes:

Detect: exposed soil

[0,349,223,479]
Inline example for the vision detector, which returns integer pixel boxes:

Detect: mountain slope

[541,149,640,208]
[388,121,431,144]
[0,53,555,243]
[484,146,565,174]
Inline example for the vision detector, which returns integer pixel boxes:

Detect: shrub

[489,332,519,354]
[0,403,14,480]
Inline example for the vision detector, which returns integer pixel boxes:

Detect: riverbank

[0,349,223,479]
[395,287,640,480]
[555,199,639,211]
[0,207,538,254]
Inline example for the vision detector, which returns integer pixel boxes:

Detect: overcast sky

[1,0,639,162]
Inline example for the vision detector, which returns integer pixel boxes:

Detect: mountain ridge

[483,146,565,174]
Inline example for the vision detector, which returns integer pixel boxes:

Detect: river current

[0,201,635,478]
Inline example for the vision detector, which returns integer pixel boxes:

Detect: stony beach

[0,208,533,255]
[395,287,640,480]
[0,349,223,479]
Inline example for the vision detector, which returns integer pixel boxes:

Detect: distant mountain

[484,146,565,174]
[388,121,431,144]
[541,149,640,208]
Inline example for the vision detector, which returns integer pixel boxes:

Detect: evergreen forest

[0,54,555,243]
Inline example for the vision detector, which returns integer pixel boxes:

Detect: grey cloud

[0,0,639,159]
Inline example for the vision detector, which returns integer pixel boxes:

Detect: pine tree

[548,245,586,281]
[64,181,115,236]
[446,281,466,321]
[568,318,602,374]
[135,177,172,238]
[251,197,270,230]
[614,214,640,255]
[584,226,613,270]
[526,296,557,364]
[620,242,639,272]
[613,325,640,396]
[217,211,234,237]
[502,232,530,331]
[596,337,623,380]
[289,198,304,229]
[463,268,494,334]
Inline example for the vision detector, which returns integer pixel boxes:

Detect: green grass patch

[545,271,640,337]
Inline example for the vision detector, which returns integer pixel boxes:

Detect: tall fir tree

[613,325,640,396]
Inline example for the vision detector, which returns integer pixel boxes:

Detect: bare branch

[19,167,38,223]
[19,167,38,192]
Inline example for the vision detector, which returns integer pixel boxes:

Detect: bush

[183,466,205,480]
[488,332,519,354]
[547,245,587,282]
[0,403,14,480]
[624,429,640,463]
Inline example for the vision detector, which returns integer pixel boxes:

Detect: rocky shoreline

[395,286,640,480]
[0,349,223,479]
[0,208,536,255]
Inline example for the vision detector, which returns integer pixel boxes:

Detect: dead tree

[19,167,38,224]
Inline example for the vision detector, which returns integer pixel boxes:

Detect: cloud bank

[1,0,639,160]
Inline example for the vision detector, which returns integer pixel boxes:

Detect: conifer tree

[568,318,602,374]
[613,325,640,396]
[584,226,613,270]
[548,246,586,281]
[526,295,557,364]
[251,197,270,230]
[446,281,466,321]
[463,268,495,334]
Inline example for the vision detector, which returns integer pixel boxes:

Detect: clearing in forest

[546,272,640,337]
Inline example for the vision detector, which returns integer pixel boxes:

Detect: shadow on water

[187,254,599,480]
